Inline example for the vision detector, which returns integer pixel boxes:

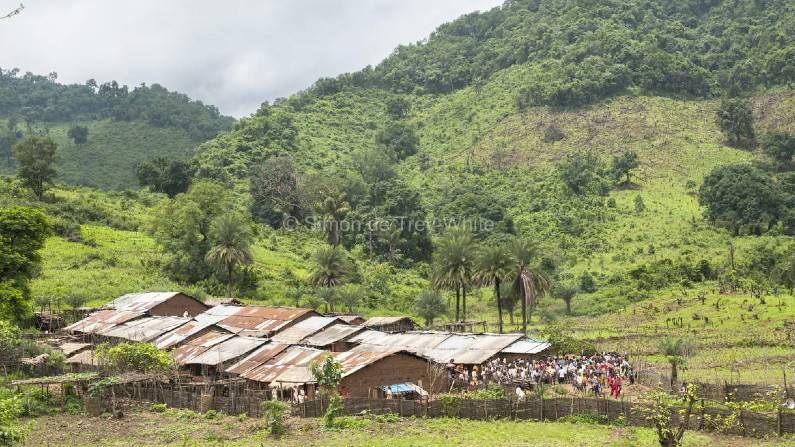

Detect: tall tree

[473,244,512,333]
[716,98,755,146]
[762,131,795,166]
[148,180,233,283]
[415,289,446,327]
[13,137,57,200]
[510,239,552,334]
[610,150,640,185]
[205,213,254,294]
[320,190,350,247]
[553,281,579,315]
[431,227,475,322]
[0,206,51,322]
[136,157,193,197]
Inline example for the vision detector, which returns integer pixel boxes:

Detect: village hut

[361,316,417,333]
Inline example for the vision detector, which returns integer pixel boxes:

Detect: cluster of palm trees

[305,226,555,333]
[431,227,553,334]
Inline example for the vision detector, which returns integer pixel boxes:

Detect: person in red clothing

[610,372,622,398]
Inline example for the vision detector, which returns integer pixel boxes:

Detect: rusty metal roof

[332,350,409,377]
[154,318,232,350]
[237,345,326,384]
[501,338,551,355]
[271,316,342,344]
[105,292,186,312]
[63,309,145,334]
[171,329,236,365]
[213,306,317,336]
[362,316,416,328]
[183,336,268,367]
[99,316,190,342]
[226,343,290,376]
[302,324,366,347]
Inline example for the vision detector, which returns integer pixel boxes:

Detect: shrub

[150,403,167,413]
[95,342,174,373]
[468,383,506,400]
[261,400,288,435]
[322,395,345,429]
[0,393,27,447]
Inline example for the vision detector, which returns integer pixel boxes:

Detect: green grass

[26,411,794,447]
[0,119,199,189]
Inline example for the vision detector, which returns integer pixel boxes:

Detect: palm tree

[509,238,552,334]
[431,227,475,322]
[658,336,693,388]
[337,284,366,313]
[309,246,351,287]
[473,244,512,333]
[205,214,255,294]
[320,191,350,247]
[553,282,579,315]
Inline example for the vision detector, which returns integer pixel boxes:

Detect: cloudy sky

[0,0,502,117]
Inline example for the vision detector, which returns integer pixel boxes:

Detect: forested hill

[0,69,234,188]
[194,0,795,178]
[307,0,794,103]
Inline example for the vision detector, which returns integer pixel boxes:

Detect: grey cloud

[0,0,502,117]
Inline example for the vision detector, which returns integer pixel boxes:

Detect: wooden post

[777,406,782,436]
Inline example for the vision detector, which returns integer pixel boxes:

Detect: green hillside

[0,69,234,188]
[0,119,197,189]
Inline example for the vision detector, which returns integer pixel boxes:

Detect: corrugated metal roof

[65,350,98,366]
[63,309,145,334]
[350,331,451,358]
[501,338,552,355]
[213,306,317,336]
[350,331,536,364]
[429,333,523,364]
[105,292,184,312]
[338,315,365,324]
[238,345,325,384]
[302,324,365,347]
[184,336,267,366]
[332,350,403,377]
[271,316,342,344]
[154,319,231,350]
[99,316,189,342]
[362,316,415,328]
[226,343,290,376]
[171,329,236,365]
[59,343,91,356]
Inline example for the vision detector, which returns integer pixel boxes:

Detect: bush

[0,393,27,446]
[468,383,507,400]
[150,403,168,413]
[261,400,288,435]
[95,342,174,373]
[322,395,345,429]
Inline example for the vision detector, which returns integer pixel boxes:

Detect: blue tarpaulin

[380,383,414,393]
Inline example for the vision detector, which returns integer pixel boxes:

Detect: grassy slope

[26,411,792,447]
[0,119,198,189]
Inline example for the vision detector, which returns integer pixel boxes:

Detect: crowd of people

[447,353,635,399]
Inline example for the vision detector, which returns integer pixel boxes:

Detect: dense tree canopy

[299,0,795,106]
[0,206,51,321]
[136,157,193,197]
[0,69,234,140]
[699,164,787,235]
